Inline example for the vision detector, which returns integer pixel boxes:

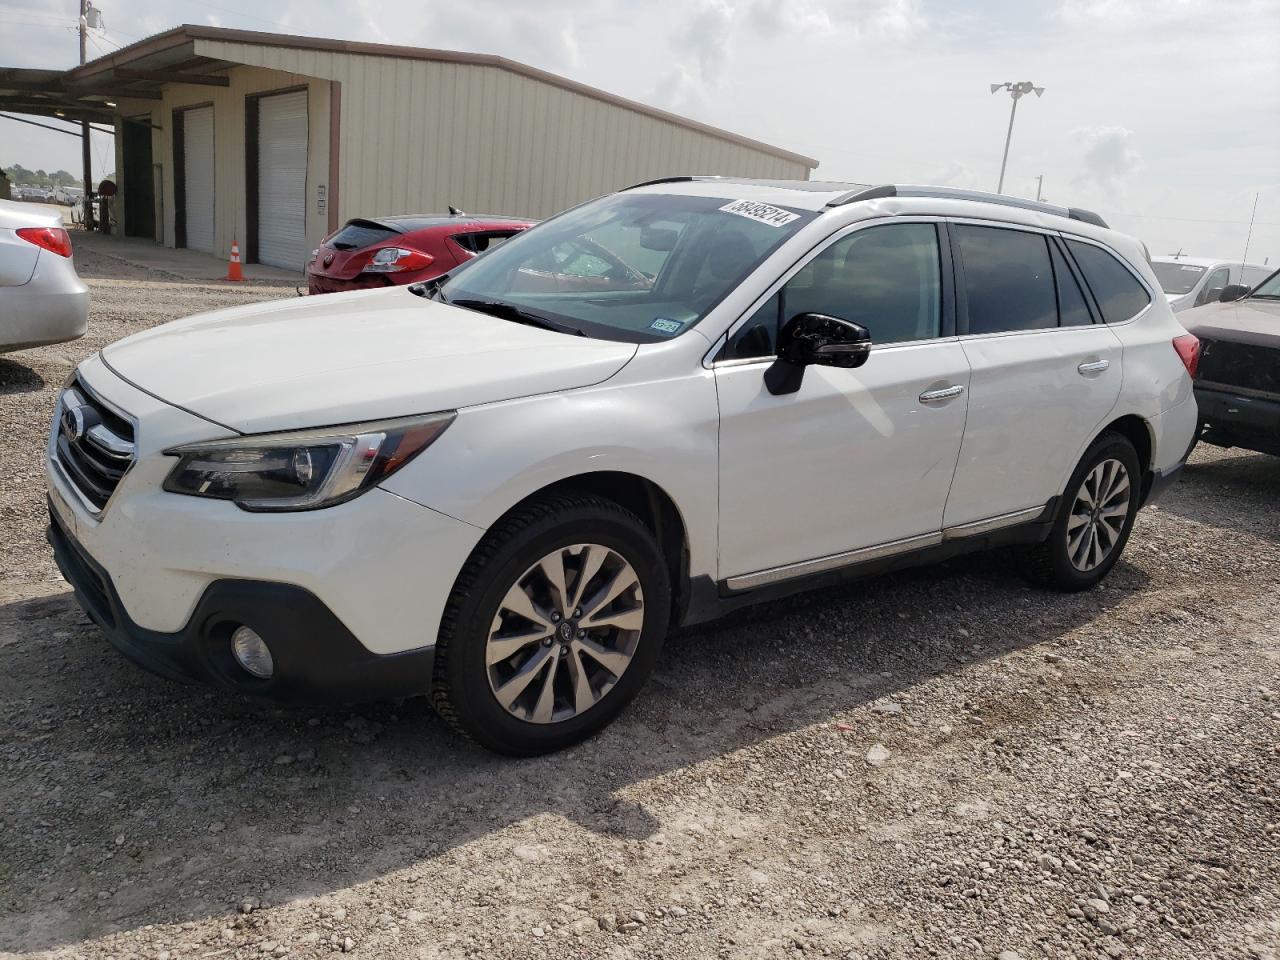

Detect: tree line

[3,165,80,187]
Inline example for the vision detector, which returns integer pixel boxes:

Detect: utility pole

[990,81,1044,194]
[1035,174,1044,201]
[78,0,92,229]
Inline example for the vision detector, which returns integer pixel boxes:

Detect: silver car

[1,199,89,352]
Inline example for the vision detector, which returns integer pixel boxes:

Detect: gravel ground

[1,245,1278,960]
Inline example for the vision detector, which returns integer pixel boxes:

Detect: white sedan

[1,199,88,352]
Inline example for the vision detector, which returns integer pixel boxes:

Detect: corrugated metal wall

[195,38,813,227]
[113,64,330,261]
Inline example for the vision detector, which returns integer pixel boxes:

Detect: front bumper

[47,353,486,660]
[49,503,436,702]
[1194,384,1280,456]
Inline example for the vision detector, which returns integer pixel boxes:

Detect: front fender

[378,370,721,581]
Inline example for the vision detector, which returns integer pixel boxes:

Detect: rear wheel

[1026,433,1141,591]
[431,494,670,755]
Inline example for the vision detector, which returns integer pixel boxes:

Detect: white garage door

[182,106,215,254]
[257,90,308,271]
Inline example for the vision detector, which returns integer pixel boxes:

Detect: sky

[3,0,1278,264]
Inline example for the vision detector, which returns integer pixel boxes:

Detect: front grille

[1198,338,1280,396]
[53,378,136,512]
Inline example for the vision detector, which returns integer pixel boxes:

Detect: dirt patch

[1,254,1278,959]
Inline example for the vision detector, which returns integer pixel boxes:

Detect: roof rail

[827,184,1108,229]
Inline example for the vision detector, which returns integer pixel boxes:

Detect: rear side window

[956,225,1057,334]
[1050,243,1094,326]
[453,230,522,254]
[1065,240,1152,323]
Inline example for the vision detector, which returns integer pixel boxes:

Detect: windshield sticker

[719,199,800,228]
[650,317,684,335]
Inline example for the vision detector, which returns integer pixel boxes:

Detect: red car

[306,212,534,295]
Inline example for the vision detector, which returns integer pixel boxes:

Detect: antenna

[1241,192,1260,265]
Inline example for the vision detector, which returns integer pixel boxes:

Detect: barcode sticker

[719,199,800,227]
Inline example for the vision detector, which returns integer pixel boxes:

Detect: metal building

[1,26,817,271]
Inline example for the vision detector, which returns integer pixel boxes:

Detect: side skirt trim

[723,502,1051,593]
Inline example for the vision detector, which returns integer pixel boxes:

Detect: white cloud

[1071,125,1144,196]
[747,0,834,36]
[649,0,735,111]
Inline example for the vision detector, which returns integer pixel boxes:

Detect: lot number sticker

[719,199,800,227]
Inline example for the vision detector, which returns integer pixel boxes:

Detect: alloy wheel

[1066,458,1131,572]
[485,543,645,724]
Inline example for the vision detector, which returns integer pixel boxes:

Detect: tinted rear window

[1067,240,1152,323]
[1051,242,1094,327]
[328,221,398,250]
[956,225,1058,334]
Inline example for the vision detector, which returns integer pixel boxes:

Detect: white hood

[101,287,637,434]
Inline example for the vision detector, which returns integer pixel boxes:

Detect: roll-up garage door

[256,90,308,270]
[182,106,215,253]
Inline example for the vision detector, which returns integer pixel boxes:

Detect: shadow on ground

[1162,447,1280,543]
[1,547,1149,952]
[0,358,46,395]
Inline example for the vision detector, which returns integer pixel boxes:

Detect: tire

[431,493,671,756]
[1025,432,1142,591]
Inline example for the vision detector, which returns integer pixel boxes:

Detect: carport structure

[1,25,817,273]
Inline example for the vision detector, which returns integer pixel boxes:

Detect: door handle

[1078,359,1110,375]
[919,384,965,404]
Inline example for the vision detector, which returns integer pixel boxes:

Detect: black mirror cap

[1219,283,1251,303]
[777,312,872,369]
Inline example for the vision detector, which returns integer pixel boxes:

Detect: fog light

[231,625,274,679]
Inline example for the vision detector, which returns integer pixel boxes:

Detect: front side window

[726,223,942,360]
[1196,266,1230,306]
[439,193,817,343]
[1065,239,1152,323]
[957,225,1058,334]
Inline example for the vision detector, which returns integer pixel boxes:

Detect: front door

[943,223,1125,527]
[715,221,969,584]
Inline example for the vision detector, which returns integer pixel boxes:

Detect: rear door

[256,90,309,271]
[943,223,1124,528]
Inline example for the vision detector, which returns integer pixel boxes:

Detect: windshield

[1151,261,1206,295]
[1252,268,1280,299]
[438,192,818,343]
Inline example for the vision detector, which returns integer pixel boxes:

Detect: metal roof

[0,25,818,168]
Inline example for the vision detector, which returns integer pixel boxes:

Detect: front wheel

[1025,433,1142,591]
[431,494,670,755]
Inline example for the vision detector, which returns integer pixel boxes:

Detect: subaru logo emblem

[323,253,335,267]
[61,404,86,441]
[558,621,574,641]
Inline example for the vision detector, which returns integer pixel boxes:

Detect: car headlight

[162,412,455,511]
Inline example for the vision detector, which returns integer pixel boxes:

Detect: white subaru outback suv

[46,178,1199,754]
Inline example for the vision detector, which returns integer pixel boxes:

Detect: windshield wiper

[449,298,586,337]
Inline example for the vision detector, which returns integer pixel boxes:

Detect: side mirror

[1218,284,1250,303]
[777,312,871,368]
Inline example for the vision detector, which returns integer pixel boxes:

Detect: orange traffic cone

[225,238,245,282]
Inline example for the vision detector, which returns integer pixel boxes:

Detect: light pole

[990,81,1044,194]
